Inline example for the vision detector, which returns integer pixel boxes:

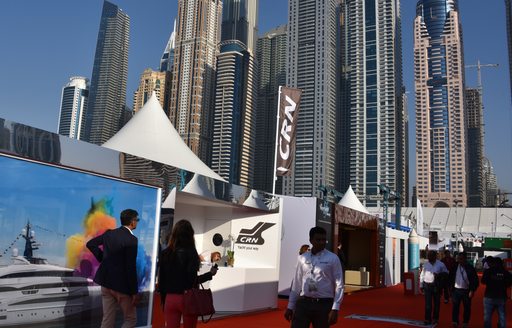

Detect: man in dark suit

[87,209,140,328]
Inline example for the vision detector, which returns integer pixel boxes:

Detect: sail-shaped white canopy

[103,93,224,181]
[338,185,370,214]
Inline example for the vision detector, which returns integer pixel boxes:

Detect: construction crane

[465,59,499,93]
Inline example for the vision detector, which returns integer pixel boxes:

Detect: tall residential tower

[340,0,406,206]
[414,0,467,207]
[58,77,89,140]
[169,0,222,163]
[466,88,485,207]
[211,0,258,187]
[285,0,339,197]
[254,25,287,193]
[84,1,130,145]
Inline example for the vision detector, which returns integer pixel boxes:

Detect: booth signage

[236,222,276,245]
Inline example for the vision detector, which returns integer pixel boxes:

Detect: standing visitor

[451,252,479,328]
[481,257,512,328]
[420,250,449,325]
[441,250,457,303]
[86,209,140,328]
[284,226,344,328]
[158,220,218,328]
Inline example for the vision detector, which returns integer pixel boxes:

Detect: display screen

[0,154,160,327]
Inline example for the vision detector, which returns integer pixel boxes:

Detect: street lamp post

[454,199,460,251]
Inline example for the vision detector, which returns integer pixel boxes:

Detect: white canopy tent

[338,185,370,214]
[102,93,224,181]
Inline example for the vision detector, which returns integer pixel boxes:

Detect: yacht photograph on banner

[0,154,160,327]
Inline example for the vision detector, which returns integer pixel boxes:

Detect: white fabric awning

[103,93,224,181]
[338,185,370,214]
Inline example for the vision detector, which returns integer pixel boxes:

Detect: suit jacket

[87,226,138,295]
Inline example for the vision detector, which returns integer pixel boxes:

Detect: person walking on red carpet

[481,257,512,328]
[441,250,457,303]
[420,250,449,326]
[285,226,344,328]
[451,252,479,328]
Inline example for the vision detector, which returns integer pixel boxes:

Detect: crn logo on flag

[236,222,276,245]
[277,95,297,174]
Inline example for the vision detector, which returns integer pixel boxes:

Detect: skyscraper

[483,157,498,206]
[211,0,258,187]
[506,0,512,104]
[254,25,287,193]
[285,0,339,197]
[133,69,171,115]
[160,19,177,73]
[84,1,129,145]
[414,0,467,207]
[466,88,485,207]
[169,0,222,163]
[340,0,406,206]
[58,77,89,140]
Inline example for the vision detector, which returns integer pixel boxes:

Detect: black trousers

[424,283,441,323]
[291,297,333,328]
[452,288,472,324]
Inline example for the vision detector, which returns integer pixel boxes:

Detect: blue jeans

[452,288,472,325]
[483,297,506,328]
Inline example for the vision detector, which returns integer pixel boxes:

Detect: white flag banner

[416,198,424,236]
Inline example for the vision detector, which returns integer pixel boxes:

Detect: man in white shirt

[420,250,449,325]
[284,226,344,328]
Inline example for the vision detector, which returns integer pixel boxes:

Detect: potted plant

[227,250,235,267]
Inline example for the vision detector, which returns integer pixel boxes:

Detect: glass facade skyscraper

[414,0,467,207]
[466,88,485,207]
[285,0,339,197]
[58,77,89,140]
[340,0,406,207]
[254,25,287,193]
[84,1,129,145]
[211,0,258,187]
[506,0,512,105]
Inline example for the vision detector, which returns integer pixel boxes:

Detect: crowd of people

[420,249,512,328]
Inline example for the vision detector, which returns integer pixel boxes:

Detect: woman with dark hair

[158,220,218,327]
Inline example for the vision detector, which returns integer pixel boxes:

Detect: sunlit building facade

[169,0,222,163]
[58,77,89,140]
[211,0,258,187]
[414,0,467,207]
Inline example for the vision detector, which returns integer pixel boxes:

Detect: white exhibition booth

[174,189,282,313]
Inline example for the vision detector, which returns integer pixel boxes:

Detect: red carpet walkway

[152,283,512,327]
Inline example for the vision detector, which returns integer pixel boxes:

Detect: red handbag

[183,282,215,323]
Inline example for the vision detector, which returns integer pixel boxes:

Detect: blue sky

[0,0,510,195]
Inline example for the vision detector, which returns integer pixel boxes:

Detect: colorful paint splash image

[65,198,152,291]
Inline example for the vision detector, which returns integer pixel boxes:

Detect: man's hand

[284,308,294,322]
[469,291,473,298]
[328,310,338,325]
[132,293,141,306]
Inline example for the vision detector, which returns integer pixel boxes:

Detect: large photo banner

[276,87,302,176]
[0,154,160,327]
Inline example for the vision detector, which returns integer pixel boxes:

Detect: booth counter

[208,267,278,312]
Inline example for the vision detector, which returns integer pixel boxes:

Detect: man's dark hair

[458,252,467,259]
[309,226,327,239]
[120,209,139,226]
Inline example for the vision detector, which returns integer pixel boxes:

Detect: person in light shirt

[284,226,344,328]
[420,250,449,326]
